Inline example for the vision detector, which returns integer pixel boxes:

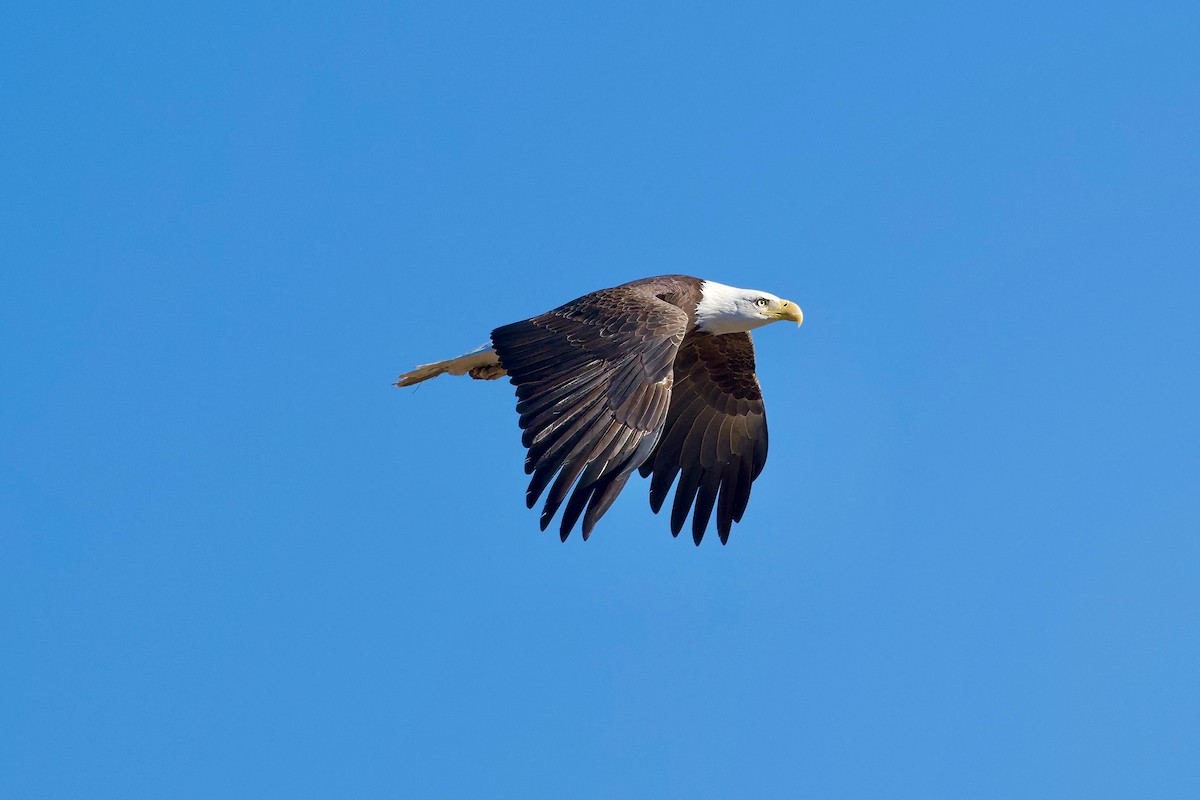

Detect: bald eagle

[395,275,803,544]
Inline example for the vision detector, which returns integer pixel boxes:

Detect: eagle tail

[394,344,506,387]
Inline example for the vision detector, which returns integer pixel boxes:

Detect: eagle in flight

[396,275,803,545]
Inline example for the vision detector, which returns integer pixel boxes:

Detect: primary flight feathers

[395,275,803,544]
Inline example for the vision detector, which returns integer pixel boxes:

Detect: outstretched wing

[638,331,768,544]
[491,286,690,540]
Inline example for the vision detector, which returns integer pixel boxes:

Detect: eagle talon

[469,364,507,381]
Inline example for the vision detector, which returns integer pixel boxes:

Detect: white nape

[694,280,781,335]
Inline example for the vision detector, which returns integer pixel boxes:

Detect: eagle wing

[638,331,768,544]
[491,286,690,540]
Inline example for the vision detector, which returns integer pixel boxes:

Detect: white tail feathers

[394,344,506,387]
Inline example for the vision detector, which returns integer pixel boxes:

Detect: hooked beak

[775,299,803,327]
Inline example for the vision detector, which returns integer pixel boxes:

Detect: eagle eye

[754,298,769,308]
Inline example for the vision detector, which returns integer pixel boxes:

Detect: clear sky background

[3,1,1198,797]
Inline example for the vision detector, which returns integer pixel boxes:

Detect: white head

[694,280,804,334]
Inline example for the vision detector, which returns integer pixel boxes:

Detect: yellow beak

[776,299,803,327]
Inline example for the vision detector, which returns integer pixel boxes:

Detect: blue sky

[3,1,1198,797]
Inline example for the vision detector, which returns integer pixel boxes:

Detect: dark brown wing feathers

[491,283,690,540]
[639,331,768,544]
[492,276,769,544]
